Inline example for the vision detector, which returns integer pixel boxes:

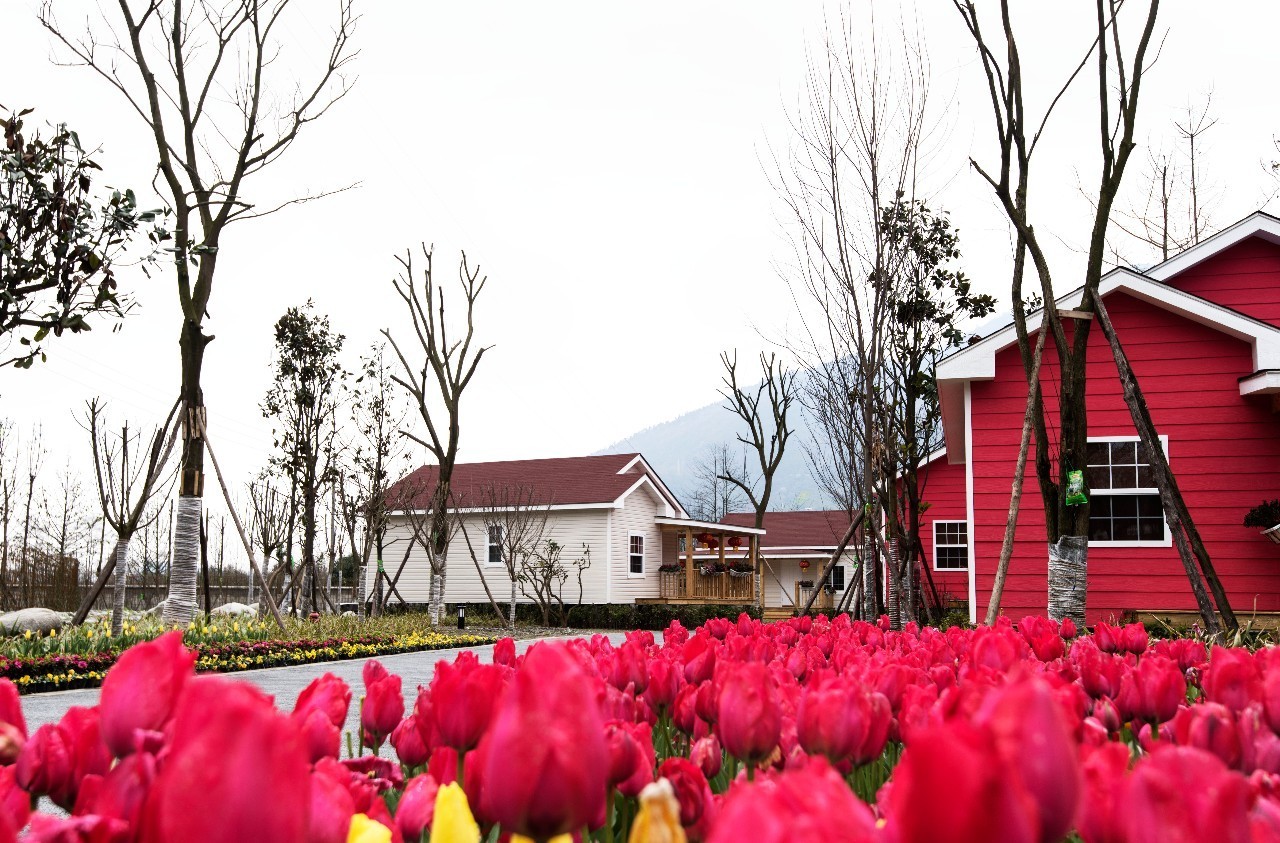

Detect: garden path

[22,632,629,735]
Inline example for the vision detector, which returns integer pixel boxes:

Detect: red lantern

[799,560,811,571]
[728,536,743,550]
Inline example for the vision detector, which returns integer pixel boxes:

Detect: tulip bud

[395,773,439,842]
[391,715,432,769]
[716,662,781,767]
[689,736,722,781]
[362,660,405,751]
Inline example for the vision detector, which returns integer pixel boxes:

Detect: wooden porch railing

[659,570,755,603]
[795,582,834,612]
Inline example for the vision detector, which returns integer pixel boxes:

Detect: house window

[486,525,504,566]
[629,534,645,575]
[1087,438,1167,544]
[934,521,969,570]
[825,564,846,591]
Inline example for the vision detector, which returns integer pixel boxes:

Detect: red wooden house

[927,211,1280,625]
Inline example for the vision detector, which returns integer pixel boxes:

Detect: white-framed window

[486,525,504,567]
[628,533,645,576]
[1086,436,1170,547]
[825,564,846,591]
[933,521,969,570]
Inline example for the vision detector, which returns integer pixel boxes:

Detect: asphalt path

[20,632,629,735]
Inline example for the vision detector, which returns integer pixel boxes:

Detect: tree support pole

[1090,290,1232,634]
[802,510,865,615]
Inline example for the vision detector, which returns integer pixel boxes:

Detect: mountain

[596,399,837,514]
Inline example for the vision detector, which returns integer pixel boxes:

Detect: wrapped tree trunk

[1047,536,1088,626]
[110,538,130,637]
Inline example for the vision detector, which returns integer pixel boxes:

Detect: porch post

[718,536,726,600]
[750,535,761,615]
[685,528,695,600]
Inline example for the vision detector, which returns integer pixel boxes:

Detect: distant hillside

[596,399,837,514]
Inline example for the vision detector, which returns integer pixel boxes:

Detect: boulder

[0,607,65,635]
[211,602,257,617]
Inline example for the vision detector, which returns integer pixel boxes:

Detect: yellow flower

[429,782,480,843]
[512,837,573,843]
[346,813,392,843]
[628,780,687,843]
[23,631,31,640]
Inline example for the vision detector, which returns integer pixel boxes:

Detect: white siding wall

[369,508,616,606]
[610,485,665,603]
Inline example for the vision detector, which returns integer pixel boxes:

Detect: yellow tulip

[429,782,480,843]
[512,837,573,843]
[346,813,392,843]
[628,780,687,843]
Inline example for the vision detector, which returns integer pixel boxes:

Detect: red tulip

[708,758,877,843]
[0,765,30,835]
[607,641,649,694]
[292,673,351,763]
[978,678,1081,843]
[390,714,431,768]
[0,680,26,765]
[308,762,355,843]
[1093,622,1122,654]
[395,774,439,842]
[430,653,504,754]
[75,750,156,832]
[1205,646,1263,713]
[673,684,700,736]
[25,814,128,842]
[690,736,722,780]
[656,756,713,832]
[716,661,781,766]
[476,643,608,840]
[139,676,311,843]
[1119,623,1149,655]
[1131,655,1186,725]
[99,630,195,758]
[797,680,867,764]
[1123,745,1252,843]
[17,707,111,812]
[683,635,717,685]
[1075,741,1130,843]
[1060,617,1078,639]
[852,692,892,766]
[493,637,517,667]
[1167,702,1240,769]
[888,719,1037,843]
[644,658,680,712]
[361,660,404,750]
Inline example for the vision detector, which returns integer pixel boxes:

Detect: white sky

[2,1,1279,563]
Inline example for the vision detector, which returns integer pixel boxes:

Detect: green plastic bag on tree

[1065,469,1088,506]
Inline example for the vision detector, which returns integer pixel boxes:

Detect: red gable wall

[971,291,1280,624]
[915,455,971,606]
[1160,237,1280,328]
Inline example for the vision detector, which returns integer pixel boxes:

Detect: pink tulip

[656,756,714,834]
[308,762,356,843]
[476,643,608,839]
[690,735,722,780]
[708,758,877,843]
[361,660,404,750]
[797,679,867,765]
[139,677,311,843]
[0,680,26,765]
[390,714,431,768]
[716,661,781,767]
[430,653,504,754]
[493,637,517,667]
[1205,646,1263,713]
[99,630,195,758]
[1123,745,1252,843]
[292,673,351,763]
[395,774,439,842]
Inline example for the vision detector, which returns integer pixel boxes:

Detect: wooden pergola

[646,517,766,604]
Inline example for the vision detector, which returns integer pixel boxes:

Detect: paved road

[21,632,628,735]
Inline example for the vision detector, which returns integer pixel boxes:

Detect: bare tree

[951,0,1222,630]
[248,479,289,611]
[383,246,490,626]
[41,0,359,626]
[0,421,18,609]
[1109,95,1219,263]
[518,539,591,628]
[688,445,746,523]
[473,484,551,630]
[19,425,45,607]
[76,399,180,632]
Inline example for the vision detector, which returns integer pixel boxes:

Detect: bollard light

[457,605,466,630]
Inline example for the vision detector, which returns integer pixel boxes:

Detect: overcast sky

[3,1,1279,545]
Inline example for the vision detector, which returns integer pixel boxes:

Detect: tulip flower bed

[0,616,493,693]
[4,614,1280,841]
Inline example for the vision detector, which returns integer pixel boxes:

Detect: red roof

[720,510,853,548]
[388,453,654,510]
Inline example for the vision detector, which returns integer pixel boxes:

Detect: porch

[637,518,766,606]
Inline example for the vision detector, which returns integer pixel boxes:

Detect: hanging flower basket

[1265,524,1280,546]
[728,569,752,579]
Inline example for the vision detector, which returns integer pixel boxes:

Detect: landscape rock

[0,607,65,635]
[211,602,257,617]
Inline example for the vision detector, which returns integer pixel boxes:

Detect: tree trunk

[165,321,209,625]
[111,537,130,637]
[1047,535,1087,626]
[509,576,517,630]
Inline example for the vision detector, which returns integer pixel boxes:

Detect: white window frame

[485,524,504,567]
[1086,435,1172,549]
[628,532,645,577]
[933,520,969,571]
